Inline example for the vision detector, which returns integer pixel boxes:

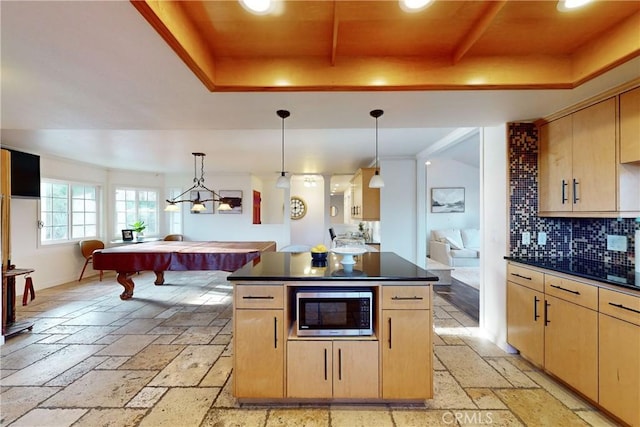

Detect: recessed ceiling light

[557,0,592,12]
[240,0,272,14]
[399,0,434,13]
[425,160,432,166]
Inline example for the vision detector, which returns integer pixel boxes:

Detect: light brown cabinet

[350,168,380,221]
[598,288,640,427]
[539,98,618,214]
[233,285,284,399]
[539,115,573,213]
[538,92,640,217]
[506,263,545,366]
[506,280,544,366]
[380,285,432,399]
[544,294,598,402]
[507,261,640,425]
[507,266,601,401]
[287,340,378,399]
[620,86,640,164]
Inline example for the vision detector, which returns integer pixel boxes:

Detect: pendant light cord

[375,116,379,170]
[281,115,285,173]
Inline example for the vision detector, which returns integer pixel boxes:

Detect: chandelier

[165,153,232,212]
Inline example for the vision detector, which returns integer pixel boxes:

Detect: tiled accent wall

[508,123,638,267]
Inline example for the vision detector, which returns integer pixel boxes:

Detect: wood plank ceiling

[132,0,640,91]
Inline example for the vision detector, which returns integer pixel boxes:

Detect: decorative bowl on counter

[331,237,367,265]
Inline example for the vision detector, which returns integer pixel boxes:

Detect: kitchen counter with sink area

[227,251,438,403]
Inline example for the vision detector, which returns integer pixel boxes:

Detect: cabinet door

[544,295,598,401]
[381,309,432,399]
[359,169,380,221]
[506,281,544,366]
[287,340,333,398]
[351,170,363,219]
[333,341,379,398]
[572,98,617,212]
[539,116,573,212]
[234,309,284,398]
[599,313,640,427]
[620,87,640,164]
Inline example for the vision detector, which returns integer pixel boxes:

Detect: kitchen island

[227,251,438,403]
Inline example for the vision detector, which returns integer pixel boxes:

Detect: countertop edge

[505,256,639,294]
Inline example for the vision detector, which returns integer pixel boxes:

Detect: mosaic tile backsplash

[508,123,638,267]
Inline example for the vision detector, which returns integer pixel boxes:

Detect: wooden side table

[2,268,35,338]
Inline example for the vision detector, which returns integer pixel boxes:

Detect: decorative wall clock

[290,196,307,220]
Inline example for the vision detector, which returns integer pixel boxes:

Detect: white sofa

[429,228,480,267]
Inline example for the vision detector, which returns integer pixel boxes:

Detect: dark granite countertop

[228,251,438,282]
[505,256,638,291]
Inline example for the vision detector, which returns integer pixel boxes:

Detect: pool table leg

[116,272,135,300]
[154,271,165,285]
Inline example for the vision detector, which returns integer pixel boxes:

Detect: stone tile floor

[0,271,619,426]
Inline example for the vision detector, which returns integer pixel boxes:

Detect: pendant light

[164,153,232,212]
[276,109,291,189]
[369,109,385,188]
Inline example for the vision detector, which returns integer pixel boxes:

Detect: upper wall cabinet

[538,91,640,218]
[620,87,640,164]
[350,168,380,221]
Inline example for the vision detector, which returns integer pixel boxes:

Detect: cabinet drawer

[599,288,640,326]
[544,274,598,310]
[382,286,430,309]
[507,263,544,292]
[235,285,284,309]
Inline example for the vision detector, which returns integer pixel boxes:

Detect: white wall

[173,173,290,247]
[379,158,417,263]
[290,175,326,247]
[426,158,480,254]
[253,175,286,224]
[479,124,510,351]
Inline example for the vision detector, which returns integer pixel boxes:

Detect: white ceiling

[2,1,639,179]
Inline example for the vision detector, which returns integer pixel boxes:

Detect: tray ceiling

[133,0,640,91]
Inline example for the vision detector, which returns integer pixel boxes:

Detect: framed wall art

[431,187,465,213]
[219,190,243,214]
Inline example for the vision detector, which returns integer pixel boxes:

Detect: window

[41,180,99,243]
[115,187,158,237]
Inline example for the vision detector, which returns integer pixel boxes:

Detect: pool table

[92,241,276,300]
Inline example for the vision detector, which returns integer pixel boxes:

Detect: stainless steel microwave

[296,288,373,336]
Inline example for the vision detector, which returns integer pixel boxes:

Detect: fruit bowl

[311,251,328,262]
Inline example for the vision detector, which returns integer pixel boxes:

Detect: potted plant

[130,220,146,240]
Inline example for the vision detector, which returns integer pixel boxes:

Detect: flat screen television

[8,149,41,199]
